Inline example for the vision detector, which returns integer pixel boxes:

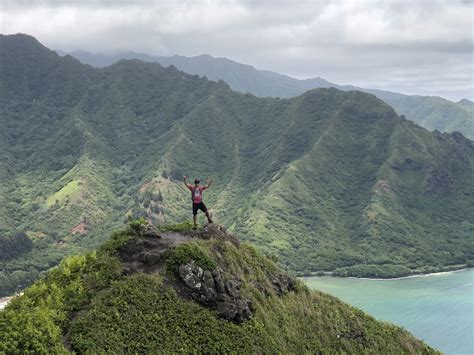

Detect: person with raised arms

[183,176,214,229]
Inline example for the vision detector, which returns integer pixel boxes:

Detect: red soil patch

[71,222,88,235]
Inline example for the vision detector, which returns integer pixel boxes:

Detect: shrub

[99,230,133,255]
[159,220,194,233]
[165,243,217,275]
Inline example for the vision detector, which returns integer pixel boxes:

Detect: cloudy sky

[1,0,473,100]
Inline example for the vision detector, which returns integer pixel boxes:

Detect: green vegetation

[0,223,437,353]
[165,243,217,275]
[158,220,194,233]
[0,34,473,296]
[46,180,80,207]
[333,263,472,278]
[0,251,122,353]
[370,90,474,140]
[0,232,32,261]
[70,50,474,139]
[68,275,261,353]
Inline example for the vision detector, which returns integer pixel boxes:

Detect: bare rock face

[118,226,191,274]
[271,273,296,295]
[178,261,252,323]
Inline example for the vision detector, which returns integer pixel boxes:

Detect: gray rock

[225,279,241,298]
[212,268,226,293]
[271,273,296,295]
[201,270,217,301]
[179,261,204,291]
[177,261,252,323]
[215,295,252,323]
[235,299,253,322]
[215,294,238,320]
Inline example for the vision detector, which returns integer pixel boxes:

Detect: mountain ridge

[0,33,473,297]
[62,46,474,139]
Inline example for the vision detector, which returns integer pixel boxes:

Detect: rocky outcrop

[117,222,296,323]
[270,272,297,296]
[119,230,190,274]
[178,261,252,323]
[128,221,161,239]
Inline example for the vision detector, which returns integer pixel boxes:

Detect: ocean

[303,268,473,355]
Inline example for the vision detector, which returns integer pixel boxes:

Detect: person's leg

[205,211,213,223]
[192,203,198,229]
[201,203,213,223]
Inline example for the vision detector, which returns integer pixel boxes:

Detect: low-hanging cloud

[1,0,472,100]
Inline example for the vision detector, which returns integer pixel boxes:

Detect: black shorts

[192,202,208,216]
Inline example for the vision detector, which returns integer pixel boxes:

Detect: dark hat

[194,178,200,184]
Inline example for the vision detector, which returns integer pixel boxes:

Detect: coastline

[345,268,469,281]
[303,267,473,355]
[299,264,471,280]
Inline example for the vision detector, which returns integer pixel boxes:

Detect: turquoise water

[303,269,473,355]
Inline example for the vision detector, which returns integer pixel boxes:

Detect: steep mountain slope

[0,221,437,354]
[67,50,474,139]
[362,89,474,139]
[0,34,473,297]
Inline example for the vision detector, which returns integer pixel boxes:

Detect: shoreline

[346,268,469,281]
[299,265,471,280]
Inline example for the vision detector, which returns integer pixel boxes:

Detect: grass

[165,242,217,275]
[158,220,194,233]
[46,180,80,207]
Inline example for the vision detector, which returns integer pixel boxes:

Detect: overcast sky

[1,0,473,100]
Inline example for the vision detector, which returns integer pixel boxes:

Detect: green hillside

[0,220,437,354]
[0,34,473,297]
[68,50,474,139]
[364,89,474,140]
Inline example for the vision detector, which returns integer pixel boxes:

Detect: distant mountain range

[0,34,472,297]
[63,49,474,140]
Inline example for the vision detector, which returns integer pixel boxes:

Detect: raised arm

[183,176,192,189]
[206,177,214,189]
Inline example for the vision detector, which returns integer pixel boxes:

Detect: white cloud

[0,0,472,100]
